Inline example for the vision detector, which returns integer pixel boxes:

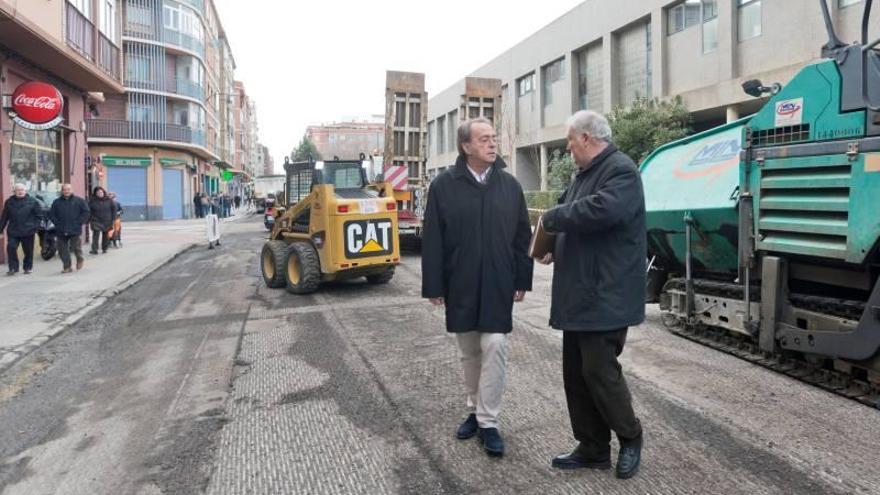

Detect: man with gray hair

[538,110,645,478]
[422,117,533,458]
[0,184,43,275]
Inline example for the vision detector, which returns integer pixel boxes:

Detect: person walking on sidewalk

[421,117,534,458]
[108,191,123,248]
[0,183,43,275]
[88,186,117,255]
[49,184,90,273]
[537,110,645,479]
[193,192,203,219]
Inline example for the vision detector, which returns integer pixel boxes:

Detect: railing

[98,33,121,80]
[162,28,205,58]
[124,75,204,101]
[87,119,206,148]
[66,1,95,61]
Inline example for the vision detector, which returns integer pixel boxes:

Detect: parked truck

[253,174,285,213]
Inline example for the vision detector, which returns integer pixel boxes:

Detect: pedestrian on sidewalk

[0,183,43,275]
[193,192,203,219]
[108,191,123,248]
[537,110,645,479]
[199,193,210,218]
[49,184,90,273]
[88,186,117,255]
[421,117,534,458]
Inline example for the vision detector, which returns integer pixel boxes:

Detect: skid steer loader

[260,156,400,294]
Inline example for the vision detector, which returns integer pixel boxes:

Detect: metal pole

[685,213,695,318]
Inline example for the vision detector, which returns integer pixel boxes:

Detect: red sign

[10,81,64,130]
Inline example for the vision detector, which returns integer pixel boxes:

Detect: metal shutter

[162,168,183,220]
[106,166,148,221]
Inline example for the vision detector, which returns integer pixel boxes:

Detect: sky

[213,0,585,173]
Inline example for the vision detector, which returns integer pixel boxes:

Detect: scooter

[263,197,276,231]
[38,218,57,260]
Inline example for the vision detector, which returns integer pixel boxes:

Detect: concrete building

[1,0,124,263]
[258,144,274,176]
[385,71,427,181]
[85,0,257,220]
[427,0,874,191]
[306,117,384,160]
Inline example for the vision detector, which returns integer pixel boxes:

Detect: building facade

[84,0,260,221]
[384,71,427,181]
[306,117,384,161]
[260,144,274,176]
[427,0,873,191]
[1,0,124,263]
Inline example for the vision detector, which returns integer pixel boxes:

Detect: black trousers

[91,228,110,253]
[6,234,35,272]
[562,328,641,458]
[58,234,84,269]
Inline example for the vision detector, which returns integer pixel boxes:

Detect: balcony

[162,28,205,58]
[179,0,205,14]
[87,119,207,148]
[65,2,121,81]
[123,75,204,102]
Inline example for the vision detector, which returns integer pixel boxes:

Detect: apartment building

[427,0,873,191]
[83,0,260,220]
[260,144,274,176]
[0,0,124,262]
[306,117,384,161]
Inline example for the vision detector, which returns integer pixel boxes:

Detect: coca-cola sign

[9,81,64,130]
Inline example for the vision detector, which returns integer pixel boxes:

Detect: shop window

[10,128,63,201]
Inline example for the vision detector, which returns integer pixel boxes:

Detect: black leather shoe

[551,446,611,470]
[456,413,478,440]
[478,427,504,457]
[616,433,643,479]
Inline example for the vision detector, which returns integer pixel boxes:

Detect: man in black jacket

[538,110,645,479]
[422,117,533,458]
[50,184,90,273]
[0,184,43,275]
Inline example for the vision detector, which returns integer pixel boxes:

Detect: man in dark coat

[50,183,90,273]
[422,117,533,458]
[0,183,43,275]
[88,186,117,254]
[538,110,645,479]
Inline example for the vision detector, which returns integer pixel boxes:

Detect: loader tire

[261,240,288,288]
[366,267,395,285]
[285,242,321,294]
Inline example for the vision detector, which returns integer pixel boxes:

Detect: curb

[0,243,199,376]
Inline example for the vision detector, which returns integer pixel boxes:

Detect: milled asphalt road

[1,217,878,494]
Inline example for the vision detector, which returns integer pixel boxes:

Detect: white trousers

[456,332,509,428]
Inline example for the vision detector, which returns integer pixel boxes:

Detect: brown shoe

[76,260,84,271]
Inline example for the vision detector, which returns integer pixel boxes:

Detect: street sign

[222,170,234,182]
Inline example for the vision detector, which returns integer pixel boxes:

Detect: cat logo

[344,219,394,258]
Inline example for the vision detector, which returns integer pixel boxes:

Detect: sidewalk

[0,211,254,373]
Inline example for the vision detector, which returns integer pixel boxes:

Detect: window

[409,101,421,127]
[517,73,535,97]
[839,0,861,6]
[703,0,718,53]
[447,110,458,153]
[10,128,63,199]
[668,0,701,35]
[395,100,406,127]
[618,22,652,107]
[125,2,154,36]
[101,0,117,38]
[437,115,446,153]
[163,5,179,30]
[427,121,434,157]
[542,58,565,107]
[576,44,603,111]
[125,53,151,83]
[738,0,762,41]
[128,104,153,123]
[70,0,91,18]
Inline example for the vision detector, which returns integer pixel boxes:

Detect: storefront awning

[102,156,151,167]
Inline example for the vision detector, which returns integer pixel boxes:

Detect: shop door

[106,166,148,221]
[162,168,184,220]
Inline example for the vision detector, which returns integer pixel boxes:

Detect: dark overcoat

[541,144,646,332]
[422,156,534,333]
[0,194,42,237]
[49,195,90,237]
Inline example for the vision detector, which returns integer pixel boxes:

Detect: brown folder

[528,216,555,259]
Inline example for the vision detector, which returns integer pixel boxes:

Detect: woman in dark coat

[88,186,117,254]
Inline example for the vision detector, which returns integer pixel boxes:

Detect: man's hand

[536,253,553,265]
[429,297,444,306]
[514,290,526,303]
